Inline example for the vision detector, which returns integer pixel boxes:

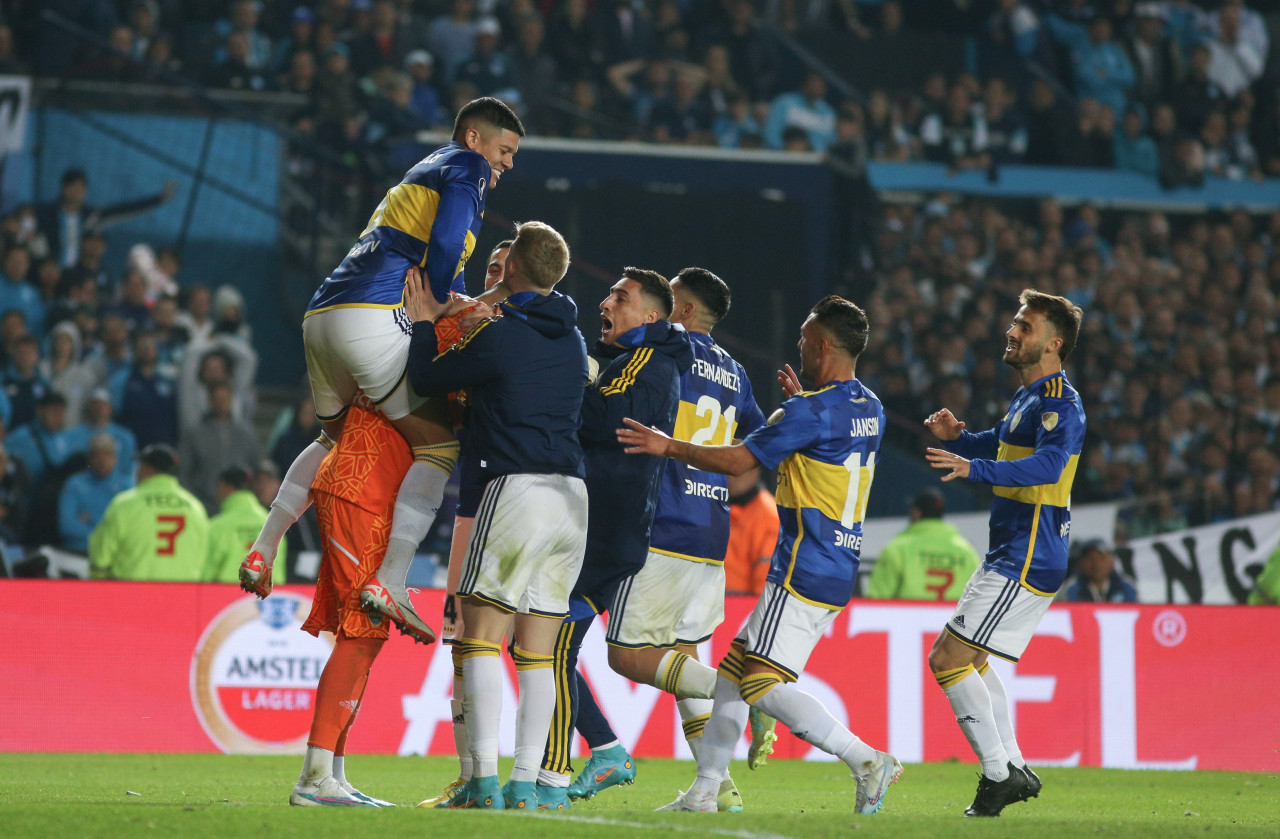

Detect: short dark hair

[61,168,87,187]
[218,466,252,490]
[36,391,69,409]
[912,489,945,519]
[452,97,525,141]
[492,238,514,252]
[673,267,731,324]
[809,295,869,359]
[138,443,179,474]
[622,267,674,317]
[1019,288,1083,361]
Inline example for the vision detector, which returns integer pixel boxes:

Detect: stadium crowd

[1,1,1277,180]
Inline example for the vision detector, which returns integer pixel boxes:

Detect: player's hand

[926,447,970,482]
[404,267,447,323]
[778,364,802,398]
[924,408,965,441]
[617,417,673,457]
[459,300,495,332]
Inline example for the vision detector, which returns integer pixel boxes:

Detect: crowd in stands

[0,167,313,571]
[851,195,1280,538]
[1,1,1277,183]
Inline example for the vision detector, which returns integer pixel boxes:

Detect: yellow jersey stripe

[601,347,653,396]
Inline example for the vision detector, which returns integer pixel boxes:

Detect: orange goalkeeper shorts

[301,493,392,640]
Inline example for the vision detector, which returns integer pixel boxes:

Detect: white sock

[981,664,1025,768]
[537,769,571,787]
[655,650,718,699]
[752,682,878,770]
[301,744,334,783]
[462,651,503,778]
[677,696,714,761]
[688,676,747,799]
[379,462,449,586]
[593,739,620,752]
[450,691,472,780]
[252,440,325,563]
[939,666,1009,780]
[512,664,556,783]
[332,755,347,785]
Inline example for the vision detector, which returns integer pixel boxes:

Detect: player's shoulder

[1037,374,1084,415]
[405,144,488,186]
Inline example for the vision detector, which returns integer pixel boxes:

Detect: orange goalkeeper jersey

[312,402,412,515]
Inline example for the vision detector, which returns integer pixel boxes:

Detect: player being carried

[923,289,1086,817]
[618,295,902,815]
[240,98,525,647]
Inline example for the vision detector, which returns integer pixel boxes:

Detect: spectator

[103,269,152,333]
[1172,43,1226,133]
[204,465,276,583]
[128,0,164,62]
[91,313,134,387]
[58,433,132,554]
[71,389,138,482]
[36,169,174,271]
[1124,2,1183,109]
[1205,4,1264,99]
[920,83,990,171]
[1024,79,1073,165]
[175,284,214,344]
[865,489,980,601]
[548,0,604,84]
[73,25,141,84]
[40,322,97,425]
[269,394,319,478]
[179,334,258,434]
[427,0,478,84]
[763,72,837,152]
[149,295,190,375]
[1064,100,1117,169]
[508,15,559,134]
[279,48,318,101]
[403,50,441,125]
[0,443,30,565]
[647,72,711,143]
[981,77,1027,165]
[455,17,518,102]
[113,330,179,449]
[1063,540,1138,603]
[272,6,317,74]
[205,31,269,91]
[712,92,762,149]
[0,246,42,342]
[180,381,261,513]
[707,0,778,102]
[1115,107,1160,178]
[348,0,411,76]
[89,443,209,581]
[1045,13,1135,117]
[60,230,113,301]
[5,391,80,490]
[595,0,656,64]
[3,336,52,430]
[723,463,778,597]
[215,0,273,72]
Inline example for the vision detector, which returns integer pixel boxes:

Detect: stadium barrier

[2,581,1275,771]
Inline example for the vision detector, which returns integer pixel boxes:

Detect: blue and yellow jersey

[743,379,884,610]
[649,331,766,565]
[306,143,490,315]
[947,371,1086,595]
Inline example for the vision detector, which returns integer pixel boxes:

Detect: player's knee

[927,635,962,673]
[738,671,782,706]
[606,645,643,681]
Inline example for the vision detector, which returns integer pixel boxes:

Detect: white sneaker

[852,751,903,815]
[290,775,378,807]
[655,789,717,812]
[338,778,395,807]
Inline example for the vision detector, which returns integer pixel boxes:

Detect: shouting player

[241,99,524,645]
[618,296,902,815]
[923,289,1085,817]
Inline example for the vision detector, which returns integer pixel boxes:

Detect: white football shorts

[944,566,1054,662]
[302,305,423,422]
[606,551,726,649]
[738,582,839,681]
[458,473,588,617]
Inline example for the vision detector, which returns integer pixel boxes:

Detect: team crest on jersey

[1041,412,1059,431]
[191,593,333,754]
[1009,410,1023,431]
[767,408,785,426]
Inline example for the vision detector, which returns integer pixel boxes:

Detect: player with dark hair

[536,267,693,808]
[618,295,901,815]
[289,400,411,807]
[923,288,1085,817]
[204,465,278,583]
[241,98,525,646]
[571,267,766,809]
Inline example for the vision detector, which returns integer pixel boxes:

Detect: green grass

[0,754,1274,839]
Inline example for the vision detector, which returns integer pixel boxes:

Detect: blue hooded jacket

[572,319,694,611]
[407,290,588,480]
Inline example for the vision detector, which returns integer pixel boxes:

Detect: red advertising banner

[1,581,1275,771]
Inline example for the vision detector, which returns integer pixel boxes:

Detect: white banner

[0,75,31,155]
[1116,511,1280,604]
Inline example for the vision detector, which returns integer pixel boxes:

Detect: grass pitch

[1,754,1274,839]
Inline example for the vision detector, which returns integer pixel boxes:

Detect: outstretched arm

[617,417,759,476]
